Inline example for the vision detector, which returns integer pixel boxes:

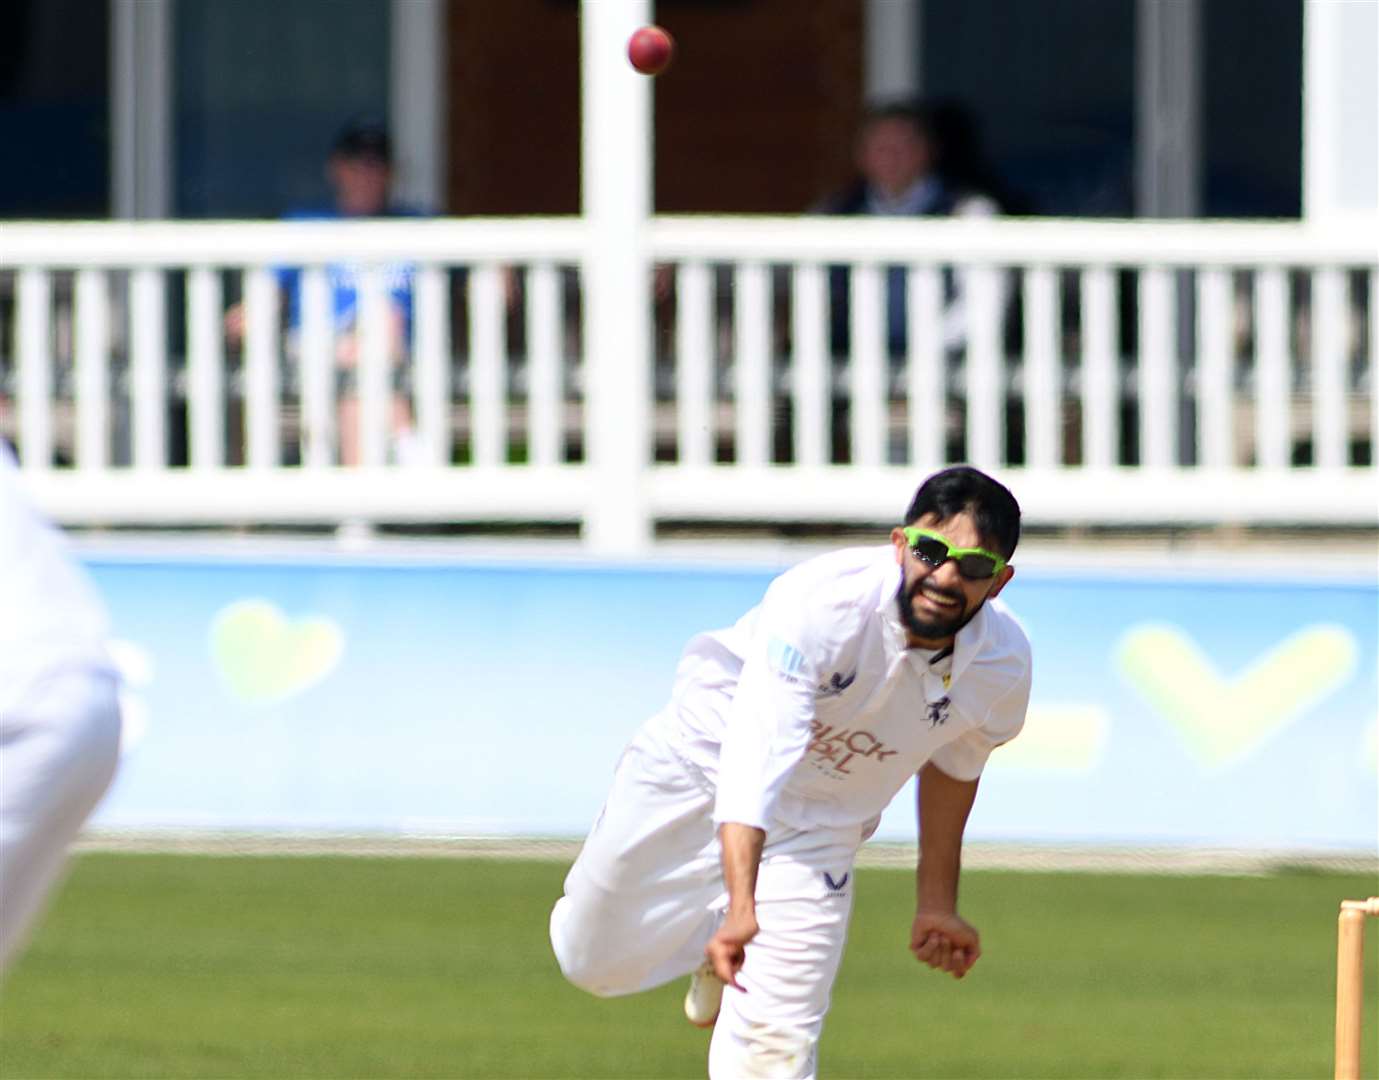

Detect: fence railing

[2,216,1375,546]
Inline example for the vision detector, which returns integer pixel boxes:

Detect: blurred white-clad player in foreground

[0,445,121,973]
[551,466,1031,1079]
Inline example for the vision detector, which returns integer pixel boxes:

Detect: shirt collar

[949,602,989,684]
[876,558,909,664]
[875,552,989,687]
[865,175,944,216]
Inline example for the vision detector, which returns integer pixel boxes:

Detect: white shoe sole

[684,961,724,1028]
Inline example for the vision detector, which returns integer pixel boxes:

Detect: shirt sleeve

[927,662,1031,782]
[712,588,824,834]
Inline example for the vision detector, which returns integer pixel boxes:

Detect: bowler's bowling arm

[719,821,766,921]
[915,761,979,913]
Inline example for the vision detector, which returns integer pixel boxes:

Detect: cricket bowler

[550,465,1032,1078]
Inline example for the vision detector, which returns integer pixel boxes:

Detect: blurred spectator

[225,119,427,466]
[925,100,1029,217]
[816,101,1010,357]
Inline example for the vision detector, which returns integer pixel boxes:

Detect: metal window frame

[109,0,448,219]
[110,0,172,219]
[390,0,448,213]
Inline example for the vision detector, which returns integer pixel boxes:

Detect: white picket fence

[2,216,1375,549]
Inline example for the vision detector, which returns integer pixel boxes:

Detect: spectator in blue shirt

[226,120,427,465]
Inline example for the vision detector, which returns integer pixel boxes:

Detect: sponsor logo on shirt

[767,636,807,677]
[823,871,849,895]
[807,720,897,776]
[926,697,951,728]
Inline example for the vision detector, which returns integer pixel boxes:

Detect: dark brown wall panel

[654,0,863,212]
[447,0,582,215]
[445,0,862,215]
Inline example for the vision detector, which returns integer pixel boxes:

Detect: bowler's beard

[896,572,979,643]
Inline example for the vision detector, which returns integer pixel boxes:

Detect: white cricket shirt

[0,447,114,716]
[660,545,1031,836]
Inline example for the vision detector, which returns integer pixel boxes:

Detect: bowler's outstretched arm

[911,761,982,979]
[706,822,766,988]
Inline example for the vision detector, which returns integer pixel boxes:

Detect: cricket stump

[1335,897,1379,1080]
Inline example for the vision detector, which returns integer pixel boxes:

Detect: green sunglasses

[902,526,1007,580]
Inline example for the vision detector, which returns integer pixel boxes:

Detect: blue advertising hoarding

[87,546,1377,852]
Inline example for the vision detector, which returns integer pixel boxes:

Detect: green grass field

[0,854,1374,1079]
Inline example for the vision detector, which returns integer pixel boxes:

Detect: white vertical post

[851,263,886,466]
[581,0,652,551]
[389,0,447,212]
[966,265,1003,468]
[1197,268,1233,468]
[1254,268,1290,470]
[299,266,334,468]
[243,267,280,468]
[1139,266,1177,467]
[791,263,828,467]
[1304,0,1379,220]
[130,267,166,468]
[75,268,111,470]
[735,262,771,467]
[1312,267,1347,469]
[526,264,560,467]
[678,261,715,467]
[469,264,505,468]
[1082,266,1117,468]
[357,266,393,469]
[1023,266,1059,468]
[414,264,451,466]
[908,265,944,468]
[1303,0,1338,221]
[186,266,224,469]
[16,269,53,469]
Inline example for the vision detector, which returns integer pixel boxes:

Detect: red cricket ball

[627,25,674,76]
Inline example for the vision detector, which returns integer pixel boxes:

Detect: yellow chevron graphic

[1116,623,1357,770]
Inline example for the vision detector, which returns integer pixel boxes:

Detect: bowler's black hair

[903,466,1021,559]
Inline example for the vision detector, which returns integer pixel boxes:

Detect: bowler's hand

[910,909,981,979]
[706,908,759,990]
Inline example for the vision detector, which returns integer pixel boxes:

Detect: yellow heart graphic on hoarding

[1116,623,1357,770]
[210,599,344,706]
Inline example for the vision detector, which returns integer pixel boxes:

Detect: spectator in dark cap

[325,120,398,218]
[333,120,391,160]
[226,117,428,465]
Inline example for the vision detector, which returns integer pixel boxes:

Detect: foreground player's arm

[714,642,819,833]
[706,822,766,988]
[709,582,830,985]
[911,761,981,979]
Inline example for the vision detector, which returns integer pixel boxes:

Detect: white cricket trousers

[0,667,121,974]
[550,718,861,1079]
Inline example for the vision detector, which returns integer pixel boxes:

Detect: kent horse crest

[818,671,856,697]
